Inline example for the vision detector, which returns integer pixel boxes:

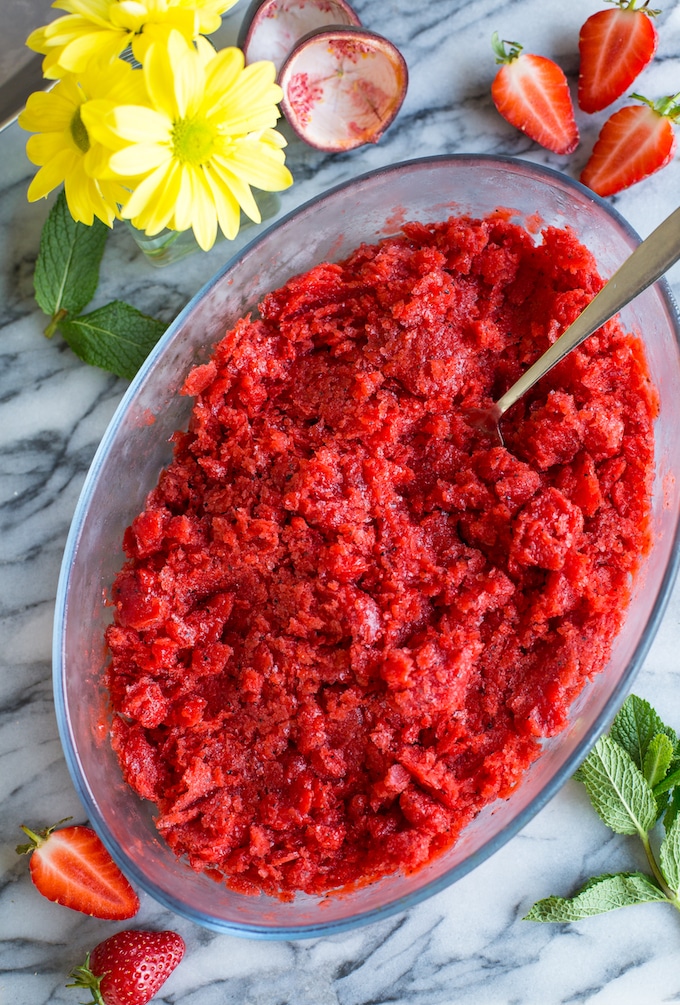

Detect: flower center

[70,106,90,153]
[172,116,216,165]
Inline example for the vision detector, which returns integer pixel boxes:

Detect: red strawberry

[490,33,579,155]
[580,92,679,196]
[67,930,185,1005]
[17,820,139,920]
[578,0,660,114]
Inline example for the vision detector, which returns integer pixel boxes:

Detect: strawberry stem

[491,32,523,64]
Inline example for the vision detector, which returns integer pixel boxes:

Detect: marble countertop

[2,0,680,1002]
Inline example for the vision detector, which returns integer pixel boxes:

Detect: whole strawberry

[68,930,185,1005]
[17,820,139,920]
[490,32,579,155]
[580,92,679,196]
[578,0,660,114]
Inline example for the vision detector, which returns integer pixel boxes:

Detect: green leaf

[524,872,667,922]
[664,787,680,831]
[575,735,657,836]
[57,300,166,380]
[34,190,109,325]
[654,766,680,798]
[610,695,675,770]
[660,813,680,892]
[643,733,674,789]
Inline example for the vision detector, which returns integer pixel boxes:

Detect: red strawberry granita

[105,213,657,899]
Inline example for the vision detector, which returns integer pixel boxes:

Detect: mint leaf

[664,787,680,832]
[575,735,657,836]
[610,695,675,770]
[654,766,680,798]
[58,301,166,380]
[524,872,666,922]
[34,190,109,326]
[660,813,680,892]
[644,733,675,789]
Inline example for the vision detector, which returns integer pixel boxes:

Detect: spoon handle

[495,204,680,418]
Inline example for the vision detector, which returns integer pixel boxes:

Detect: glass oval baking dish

[53,155,680,938]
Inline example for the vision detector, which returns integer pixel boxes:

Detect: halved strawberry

[490,34,579,155]
[68,930,185,1005]
[17,820,140,919]
[580,92,679,196]
[578,1,660,114]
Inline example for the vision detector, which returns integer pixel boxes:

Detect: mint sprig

[33,191,166,378]
[34,191,108,330]
[525,694,680,923]
[59,301,166,380]
[524,872,667,922]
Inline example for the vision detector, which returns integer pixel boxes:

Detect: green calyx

[606,0,662,15]
[631,92,680,120]
[66,955,106,1005]
[16,818,72,855]
[491,32,523,65]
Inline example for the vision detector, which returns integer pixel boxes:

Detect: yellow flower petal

[169,31,206,119]
[138,161,182,234]
[207,159,260,222]
[18,90,75,133]
[140,35,182,119]
[171,165,195,231]
[53,0,112,22]
[203,166,242,240]
[109,105,172,144]
[26,25,51,55]
[57,28,129,73]
[208,58,282,134]
[203,45,244,101]
[187,169,218,250]
[219,138,293,192]
[257,127,288,151]
[121,161,173,223]
[26,131,77,167]
[110,142,170,176]
[111,0,157,31]
[64,160,116,225]
[27,149,78,200]
[40,15,102,44]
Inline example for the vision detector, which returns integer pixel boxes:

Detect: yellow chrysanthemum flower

[18,57,145,226]
[84,32,293,250]
[28,0,240,79]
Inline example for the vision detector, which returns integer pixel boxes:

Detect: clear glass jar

[126,191,282,267]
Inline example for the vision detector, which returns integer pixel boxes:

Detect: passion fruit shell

[238,0,362,73]
[278,25,409,153]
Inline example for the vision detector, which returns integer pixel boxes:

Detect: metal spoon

[470,205,680,445]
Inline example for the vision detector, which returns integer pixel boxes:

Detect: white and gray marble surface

[2,0,680,1002]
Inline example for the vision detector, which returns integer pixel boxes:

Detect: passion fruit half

[278,25,408,152]
[238,0,362,73]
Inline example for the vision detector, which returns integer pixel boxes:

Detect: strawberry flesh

[578,5,658,114]
[18,823,139,920]
[580,97,678,196]
[491,39,579,155]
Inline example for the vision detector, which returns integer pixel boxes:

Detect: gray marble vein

[2,0,680,1002]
